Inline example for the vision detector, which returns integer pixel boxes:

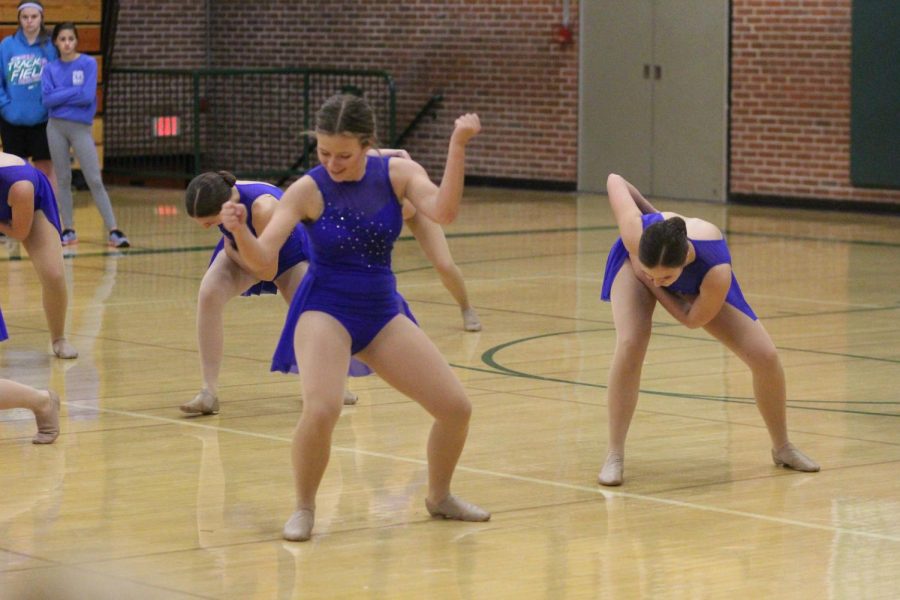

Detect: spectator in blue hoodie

[0,1,57,190]
[42,22,129,248]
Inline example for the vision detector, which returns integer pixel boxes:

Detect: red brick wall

[113,0,207,68]
[731,0,900,205]
[113,0,580,184]
[111,0,900,205]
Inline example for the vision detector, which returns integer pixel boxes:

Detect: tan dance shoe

[33,390,60,444]
[772,442,820,472]
[180,389,219,415]
[283,508,315,541]
[598,451,624,486]
[425,494,491,522]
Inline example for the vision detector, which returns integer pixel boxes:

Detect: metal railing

[393,92,443,148]
[101,0,119,85]
[103,67,396,181]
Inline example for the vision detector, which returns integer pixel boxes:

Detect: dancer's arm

[371,148,411,160]
[606,174,646,255]
[227,194,281,280]
[394,114,480,224]
[624,179,659,215]
[638,266,732,329]
[222,238,263,279]
[221,183,314,279]
[0,181,36,240]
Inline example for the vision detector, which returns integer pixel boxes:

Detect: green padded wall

[850,1,900,188]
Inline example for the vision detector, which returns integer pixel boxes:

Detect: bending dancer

[0,151,77,358]
[598,173,819,486]
[181,171,357,415]
[221,94,490,541]
[0,305,60,444]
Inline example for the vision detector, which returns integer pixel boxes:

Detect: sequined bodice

[304,156,402,273]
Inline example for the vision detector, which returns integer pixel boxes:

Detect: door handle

[654,65,662,80]
[643,64,651,79]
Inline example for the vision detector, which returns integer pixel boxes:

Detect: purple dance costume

[210,181,309,296]
[271,155,416,376]
[2,164,63,341]
[600,212,757,321]
[0,163,62,234]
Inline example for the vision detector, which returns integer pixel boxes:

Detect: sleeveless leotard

[271,155,417,376]
[0,305,8,341]
[209,181,309,296]
[1,164,61,340]
[0,163,62,234]
[600,212,757,320]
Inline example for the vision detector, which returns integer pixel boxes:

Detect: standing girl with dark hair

[220,94,489,541]
[0,1,57,190]
[597,173,819,486]
[182,170,358,414]
[42,22,128,248]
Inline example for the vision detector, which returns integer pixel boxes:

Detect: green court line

[438,222,900,250]
[0,244,218,263]
[475,329,900,418]
[627,326,900,364]
[3,214,898,264]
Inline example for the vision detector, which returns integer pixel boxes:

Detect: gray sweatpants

[46,117,118,231]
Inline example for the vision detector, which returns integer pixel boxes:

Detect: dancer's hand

[219,201,247,233]
[451,113,481,146]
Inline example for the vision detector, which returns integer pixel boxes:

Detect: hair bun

[217,171,237,187]
[664,216,687,236]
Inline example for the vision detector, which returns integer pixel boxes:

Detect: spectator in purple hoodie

[42,22,128,248]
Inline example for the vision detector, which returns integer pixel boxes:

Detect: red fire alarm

[554,0,573,45]
[553,23,574,45]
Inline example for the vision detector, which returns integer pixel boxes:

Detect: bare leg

[406,212,481,331]
[359,315,488,520]
[274,263,357,405]
[600,261,657,485]
[284,311,353,541]
[181,252,256,414]
[196,254,257,394]
[703,306,819,471]
[21,211,76,358]
[0,379,60,444]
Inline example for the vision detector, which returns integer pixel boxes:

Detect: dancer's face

[316,133,368,182]
[193,215,221,229]
[640,263,683,287]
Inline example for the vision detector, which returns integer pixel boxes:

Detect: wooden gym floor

[1,184,898,599]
